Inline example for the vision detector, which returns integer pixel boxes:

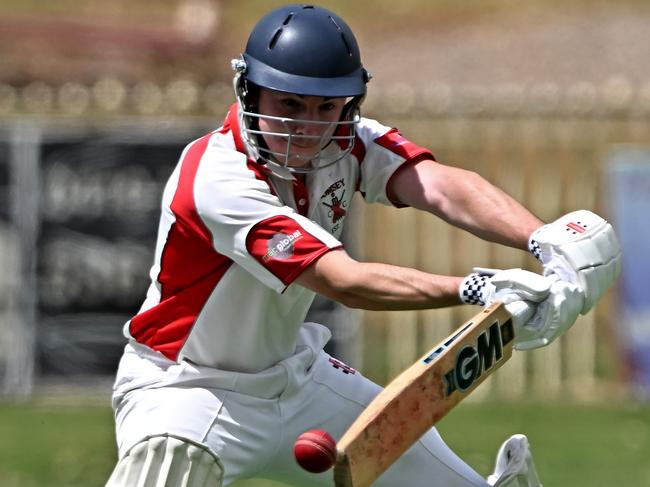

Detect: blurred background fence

[2,4,650,486]
[2,3,650,485]
[0,78,647,401]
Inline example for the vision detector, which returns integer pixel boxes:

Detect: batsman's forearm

[389,160,543,250]
[428,170,543,250]
[299,251,464,311]
[339,263,464,310]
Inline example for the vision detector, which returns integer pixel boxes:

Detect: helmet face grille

[237,106,361,178]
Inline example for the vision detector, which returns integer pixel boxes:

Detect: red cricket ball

[293,429,337,473]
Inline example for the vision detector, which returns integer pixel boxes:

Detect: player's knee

[106,434,224,487]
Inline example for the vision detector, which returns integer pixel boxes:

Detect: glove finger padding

[514,278,585,351]
[489,269,551,304]
[529,210,622,314]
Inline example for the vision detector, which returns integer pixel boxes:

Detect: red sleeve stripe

[374,128,435,162]
[385,153,437,208]
[375,128,436,208]
[246,215,335,286]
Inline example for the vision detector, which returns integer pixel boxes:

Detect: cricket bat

[334,301,515,487]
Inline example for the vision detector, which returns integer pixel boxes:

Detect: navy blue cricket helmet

[232,4,371,176]
[240,4,370,98]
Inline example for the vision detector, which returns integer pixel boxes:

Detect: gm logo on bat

[423,318,515,396]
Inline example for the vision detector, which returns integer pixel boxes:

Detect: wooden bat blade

[334,302,514,487]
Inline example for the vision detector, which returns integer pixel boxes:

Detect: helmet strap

[341,94,365,122]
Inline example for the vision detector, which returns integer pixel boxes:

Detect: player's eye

[280,98,302,110]
[320,102,337,111]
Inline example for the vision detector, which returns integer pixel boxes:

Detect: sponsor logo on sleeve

[263,230,303,262]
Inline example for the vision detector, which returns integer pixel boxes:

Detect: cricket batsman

[105,4,621,486]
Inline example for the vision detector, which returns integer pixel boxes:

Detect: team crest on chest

[320,178,348,230]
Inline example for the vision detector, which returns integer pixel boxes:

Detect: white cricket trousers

[109,323,488,486]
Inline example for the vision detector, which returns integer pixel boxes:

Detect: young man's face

[256,87,347,167]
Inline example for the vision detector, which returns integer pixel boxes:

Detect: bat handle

[504,300,536,327]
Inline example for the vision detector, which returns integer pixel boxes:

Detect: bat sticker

[443,319,514,395]
[422,322,474,365]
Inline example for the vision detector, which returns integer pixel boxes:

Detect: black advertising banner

[37,137,185,375]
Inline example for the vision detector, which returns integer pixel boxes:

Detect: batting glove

[459,268,550,308]
[459,268,584,350]
[459,268,551,340]
[529,210,622,314]
[514,274,584,350]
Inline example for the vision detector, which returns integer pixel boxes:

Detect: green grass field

[1,400,648,486]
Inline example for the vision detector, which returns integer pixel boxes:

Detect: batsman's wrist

[528,237,542,261]
[459,273,489,305]
[528,224,546,262]
[528,220,554,263]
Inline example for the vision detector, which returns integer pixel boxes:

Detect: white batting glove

[529,210,622,314]
[459,268,550,306]
[514,275,585,351]
[459,268,551,339]
[459,268,584,351]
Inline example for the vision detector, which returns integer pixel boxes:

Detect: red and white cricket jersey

[123,104,433,373]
